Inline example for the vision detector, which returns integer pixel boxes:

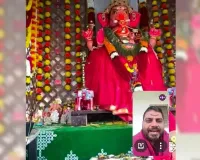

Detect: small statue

[44,112,52,125]
[75,88,94,111]
[49,97,62,123]
[60,107,71,124]
[50,110,59,123]
[60,97,73,124]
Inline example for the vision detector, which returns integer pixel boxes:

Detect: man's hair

[143,106,164,120]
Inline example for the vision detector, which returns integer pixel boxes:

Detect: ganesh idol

[82,0,166,122]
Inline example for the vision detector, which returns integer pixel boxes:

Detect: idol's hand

[82,28,94,51]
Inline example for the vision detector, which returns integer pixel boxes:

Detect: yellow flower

[36,95,42,101]
[167,63,175,69]
[45,47,50,53]
[155,23,160,28]
[45,36,51,41]
[76,52,81,57]
[65,10,71,16]
[168,69,175,74]
[156,47,162,52]
[169,75,175,82]
[26,77,31,84]
[153,12,159,17]
[26,0,32,11]
[65,0,70,4]
[45,1,51,5]
[65,72,71,77]
[44,85,51,92]
[45,12,51,17]
[36,81,43,87]
[38,25,43,30]
[75,4,80,9]
[38,55,43,61]
[65,46,71,52]
[45,24,51,29]
[167,56,175,62]
[39,2,44,7]
[165,32,171,38]
[76,64,81,70]
[75,40,81,44]
[44,73,51,79]
[37,68,43,74]
[166,44,172,49]
[76,77,82,83]
[65,85,71,91]
[75,16,81,21]
[65,34,71,39]
[162,9,168,14]
[170,82,176,87]
[152,1,157,5]
[65,59,71,64]
[37,37,43,43]
[44,60,51,65]
[163,20,169,26]
[65,22,71,27]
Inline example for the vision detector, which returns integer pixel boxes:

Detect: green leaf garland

[104,27,149,57]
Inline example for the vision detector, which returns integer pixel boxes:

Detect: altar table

[34,124,132,160]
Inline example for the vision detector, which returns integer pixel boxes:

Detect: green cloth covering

[36,124,132,160]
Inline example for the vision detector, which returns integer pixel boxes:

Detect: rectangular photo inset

[132,92,170,157]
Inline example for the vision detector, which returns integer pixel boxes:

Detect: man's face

[142,110,165,141]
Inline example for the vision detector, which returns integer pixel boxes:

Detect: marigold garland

[26,0,33,11]
[64,0,72,91]
[150,0,166,81]
[35,0,44,99]
[30,0,39,71]
[74,0,82,89]
[43,0,52,93]
[160,0,176,87]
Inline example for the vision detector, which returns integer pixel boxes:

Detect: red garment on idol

[85,45,166,121]
[136,46,167,91]
[177,48,200,133]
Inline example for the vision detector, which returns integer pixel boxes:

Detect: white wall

[132,91,169,136]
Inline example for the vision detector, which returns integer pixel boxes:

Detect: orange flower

[140,40,148,47]
[104,38,116,55]
[152,6,158,11]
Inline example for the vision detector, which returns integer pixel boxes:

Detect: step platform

[70,110,121,126]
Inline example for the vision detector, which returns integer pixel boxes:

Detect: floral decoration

[35,0,44,101]
[64,0,72,91]
[160,0,176,87]
[74,0,82,89]
[43,0,52,93]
